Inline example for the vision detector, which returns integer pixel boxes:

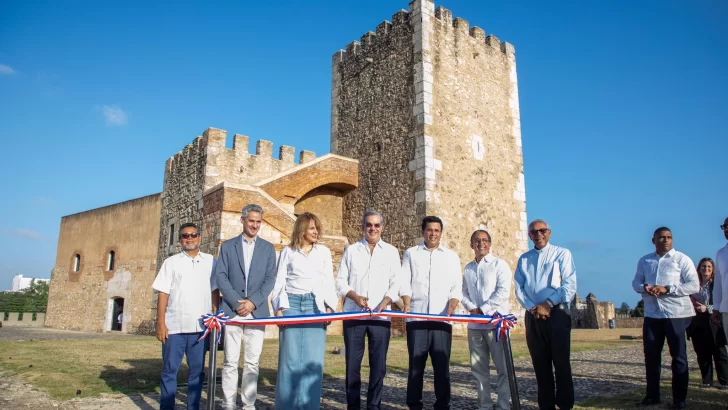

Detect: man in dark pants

[514,219,577,410]
[336,210,401,409]
[400,216,463,410]
[632,227,699,409]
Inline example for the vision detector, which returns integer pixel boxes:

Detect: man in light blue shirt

[631,227,699,409]
[514,219,576,410]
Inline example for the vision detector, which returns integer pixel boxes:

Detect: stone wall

[333,0,527,332]
[615,317,644,328]
[46,194,161,333]
[332,7,421,250]
[0,312,46,327]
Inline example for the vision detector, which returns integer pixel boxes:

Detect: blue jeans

[161,332,205,410]
[275,293,326,410]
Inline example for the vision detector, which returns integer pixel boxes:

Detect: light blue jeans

[274,293,326,410]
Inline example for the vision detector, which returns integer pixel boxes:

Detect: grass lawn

[0,329,641,400]
[576,379,728,410]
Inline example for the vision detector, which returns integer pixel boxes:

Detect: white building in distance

[11,274,50,292]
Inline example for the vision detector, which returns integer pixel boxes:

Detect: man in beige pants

[462,229,512,410]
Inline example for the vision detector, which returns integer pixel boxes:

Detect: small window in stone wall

[32,312,37,321]
[3,312,8,321]
[73,254,81,272]
[17,312,23,321]
[107,250,116,271]
[169,223,175,246]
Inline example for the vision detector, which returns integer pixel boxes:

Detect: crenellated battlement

[432,4,515,56]
[332,1,513,67]
[166,127,320,191]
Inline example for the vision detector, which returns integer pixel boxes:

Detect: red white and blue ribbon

[198,310,229,343]
[200,309,518,343]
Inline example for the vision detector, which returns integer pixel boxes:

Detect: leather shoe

[672,402,686,409]
[635,397,661,407]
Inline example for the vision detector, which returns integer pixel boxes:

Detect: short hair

[528,219,550,231]
[290,212,323,250]
[178,223,199,237]
[421,216,443,231]
[362,210,384,227]
[241,204,264,219]
[653,226,671,237]
[470,230,492,242]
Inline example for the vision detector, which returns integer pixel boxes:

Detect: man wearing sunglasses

[631,227,699,409]
[152,223,218,410]
[713,218,728,346]
[336,210,401,410]
[216,204,277,410]
[514,219,577,410]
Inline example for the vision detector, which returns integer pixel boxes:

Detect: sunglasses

[365,223,382,228]
[721,224,728,230]
[472,238,491,244]
[529,228,549,236]
[180,233,199,239]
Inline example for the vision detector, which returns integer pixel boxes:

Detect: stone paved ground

[0,327,722,409]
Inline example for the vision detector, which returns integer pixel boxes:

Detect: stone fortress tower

[332,0,528,315]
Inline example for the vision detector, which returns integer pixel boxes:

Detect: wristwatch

[546,298,555,308]
[666,285,674,295]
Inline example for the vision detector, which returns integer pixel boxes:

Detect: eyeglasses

[529,228,549,236]
[180,233,199,239]
[472,238,491,244]
[365,223,382,228]
[721,224,728,230]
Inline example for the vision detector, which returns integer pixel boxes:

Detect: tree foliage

[0,279,50,313]
[632,299,645,317]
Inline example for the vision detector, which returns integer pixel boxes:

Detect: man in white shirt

[216,204,278,410]
[462,230,511,410]
[713,217,728,341]
[336,210,400,410]
[400,216,463,410]
[514,219,577,410]
[631,227,699,409]
[153,223,218,410]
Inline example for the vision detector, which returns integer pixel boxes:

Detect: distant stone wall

[47,194,161,333]
[615,317,643,328]
[1,312,45,327]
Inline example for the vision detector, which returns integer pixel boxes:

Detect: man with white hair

[514,219,577,410]
[336,210,400,410]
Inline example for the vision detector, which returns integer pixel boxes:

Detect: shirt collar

[534,243,551,253]
[180,251,204,261]
[418,242,444,252]
[242,234,257,245]
[654,248,676,258]
[473,253,494,264]
[359,238,384,249]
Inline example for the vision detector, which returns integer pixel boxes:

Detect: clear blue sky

[1,1,726,307]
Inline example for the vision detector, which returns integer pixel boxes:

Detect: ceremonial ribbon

[199,309,517,343]
[198,310,229,343]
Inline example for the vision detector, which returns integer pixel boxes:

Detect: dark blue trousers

[406,321,452,410]
[161,332,205,410]
[643,317,691,404]
[343,320,391,410]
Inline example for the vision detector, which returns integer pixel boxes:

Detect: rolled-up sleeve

[399,249,413,298]
[271,247,290,312]
[448,253,463,301]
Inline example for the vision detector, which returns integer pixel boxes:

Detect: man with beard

[713,218,728,344]
[632,227,699,409]
[153,223,218,410]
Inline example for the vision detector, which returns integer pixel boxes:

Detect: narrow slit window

[169,223,175,246]
[107,251,115,271]
[73,254,81,272]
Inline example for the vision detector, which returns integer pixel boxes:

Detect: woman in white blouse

[271,212,338,409]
